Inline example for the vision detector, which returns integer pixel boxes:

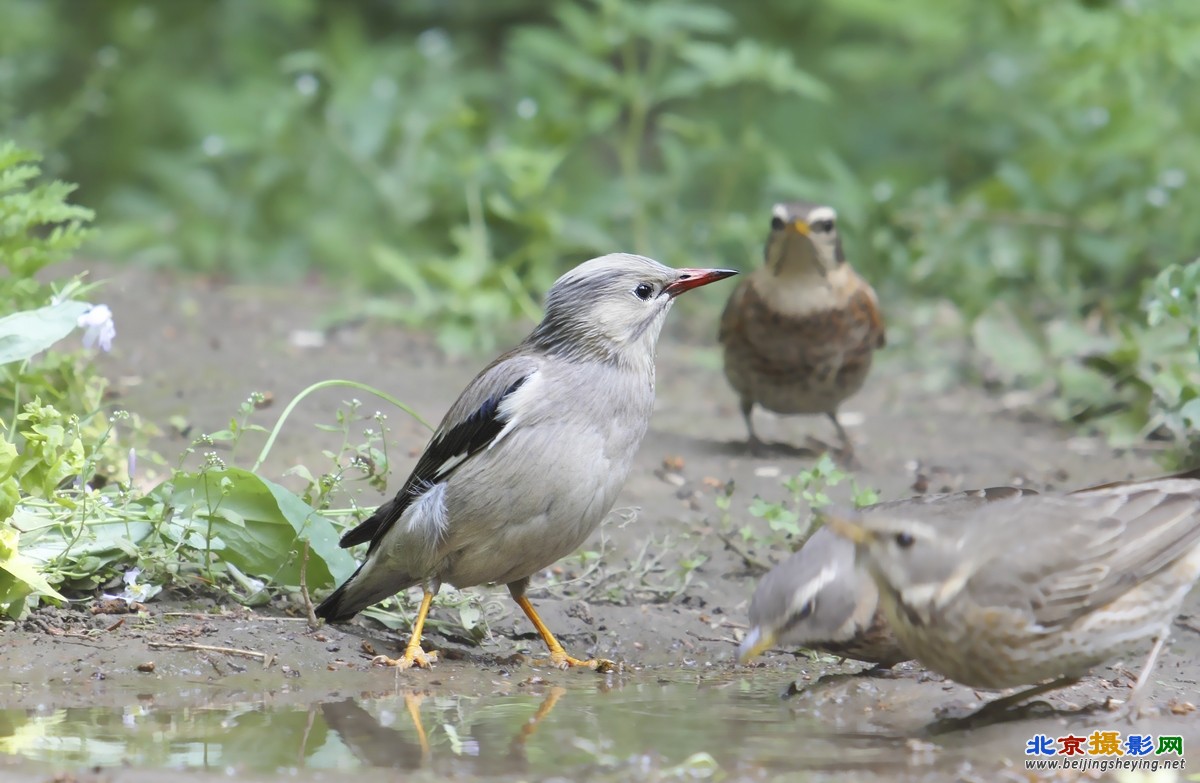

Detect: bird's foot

[746,434,770,457]
[540,649,618,673]
[803,436,860,469]
[372,646,439,671]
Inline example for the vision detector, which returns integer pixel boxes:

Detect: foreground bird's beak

[822,509,871,546]
[789,219,810,236]
[737,625,776,663]
[663,268,739,297]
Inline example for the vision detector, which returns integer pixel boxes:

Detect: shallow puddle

[1,672,942,781]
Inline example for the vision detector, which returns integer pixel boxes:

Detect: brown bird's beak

[822,508,871,546]
[788,219,811,236]
[663,268,738,298]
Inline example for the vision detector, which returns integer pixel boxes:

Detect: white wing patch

[788,561,838,617]
[433,452,470,478]
[404,481,450,546]
[488,369,543,453]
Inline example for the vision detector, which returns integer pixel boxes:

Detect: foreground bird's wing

[338,349,541,551]
[971,487,1200,628]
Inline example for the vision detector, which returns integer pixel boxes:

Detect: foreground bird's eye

[770,216,786,231]
[811,218,835,233]
[894,532,915,549]
[633,283,655,300]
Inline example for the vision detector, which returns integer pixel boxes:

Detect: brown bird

[738,486,1039,669]
[826,472,1200,714]
[719,202,885,458]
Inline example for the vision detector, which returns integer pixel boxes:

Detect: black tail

[314,561,420,623]
[315,564,367,623]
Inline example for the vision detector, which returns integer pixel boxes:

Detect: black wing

[338,374,531,550]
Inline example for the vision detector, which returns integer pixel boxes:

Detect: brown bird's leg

[508,582,616,673]
[1111,632,1169,720]
[826,412,861,469]
[373,588,439,670]
[971,676,1082,718]
[741,399,767,455]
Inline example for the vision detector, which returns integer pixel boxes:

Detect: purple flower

[78,304,116,351]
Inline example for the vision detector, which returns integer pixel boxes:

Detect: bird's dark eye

[895,532,915,549]
[633,283,655,301]
[811,219,835,233]
[779,600,815,635]
[770,216,786,231]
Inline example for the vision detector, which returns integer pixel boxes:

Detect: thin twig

[717,531,775,573]
[300,540,319,630]
[687,630,739,646]
[148,641,268,660]
[298,705,319,765]
[160,612,308,622]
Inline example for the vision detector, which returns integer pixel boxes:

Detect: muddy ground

[2,264,1198,781]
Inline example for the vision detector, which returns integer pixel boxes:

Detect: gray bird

[738,487,1038,668]
[826,474,1200,713]
[719,202,885,458]
[316,253,737,671]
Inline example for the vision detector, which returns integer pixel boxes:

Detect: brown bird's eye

[634,283,654,300]
[895,532,915,549]
[811,219,835,233]
[770,216,786,231]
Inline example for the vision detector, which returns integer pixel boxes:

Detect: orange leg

[404,692,431,760]
[510,686,566,753]
[511,592,616,673]
[373,589,439,670]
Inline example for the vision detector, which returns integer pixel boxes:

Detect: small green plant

[3,380,433,618]
[541,507,708,605]
[964,259,1200,465]
[1095,260,1200,465]
[0,141,107,425]
[718,455,879,572]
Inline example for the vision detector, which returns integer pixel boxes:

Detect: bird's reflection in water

[320,687,567,774]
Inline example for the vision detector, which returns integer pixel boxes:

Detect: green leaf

[160,467,356,589]
[0,301,92,365]
[17,512,155,570]
[0,526,65,618]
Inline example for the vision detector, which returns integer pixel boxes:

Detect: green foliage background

[4,0,1199,359]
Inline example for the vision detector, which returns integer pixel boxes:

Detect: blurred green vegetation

[4,0,1199,451]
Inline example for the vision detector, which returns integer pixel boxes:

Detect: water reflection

[320,687,567,775]
[0,675,923,778]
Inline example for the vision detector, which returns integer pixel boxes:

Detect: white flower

[102,566,161,604]
[78,304,116,352]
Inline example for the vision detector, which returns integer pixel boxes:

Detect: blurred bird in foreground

[315,254,737,671]
[720,202,885,459]
[825,473,1200,713]
[738,486,1039,669]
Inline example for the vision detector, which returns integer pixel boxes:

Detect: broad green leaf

[0,527,65,618]
[17,514,155,568]
[0,301,91,365]
[162,468,356,589]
